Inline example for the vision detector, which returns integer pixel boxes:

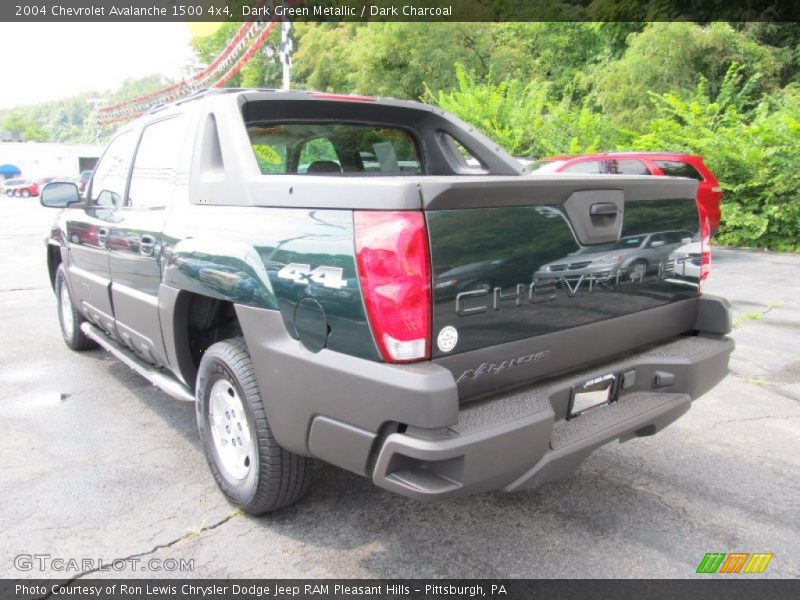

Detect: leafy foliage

[429,63,800,251]
[426,64,625,158]
[590,22,781,130]
[2,113,48,142]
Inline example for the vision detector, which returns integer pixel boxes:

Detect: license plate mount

[569,373,617,419]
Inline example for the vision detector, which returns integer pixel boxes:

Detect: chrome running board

[80,322,195,402]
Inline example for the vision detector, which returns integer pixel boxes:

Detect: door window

[127,117,185,209]
[646,233,669,248]
[562,160,603,174]
[89,131,136,208]
[606,159,651,175]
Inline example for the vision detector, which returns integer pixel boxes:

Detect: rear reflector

[354,211,431,362]
[699,206,712,284]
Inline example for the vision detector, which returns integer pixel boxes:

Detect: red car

[3,179,39,198]
[529,152,723,232]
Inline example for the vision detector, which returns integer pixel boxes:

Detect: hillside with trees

[0,75,173,144]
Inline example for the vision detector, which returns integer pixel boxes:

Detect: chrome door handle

[139,235,156,256]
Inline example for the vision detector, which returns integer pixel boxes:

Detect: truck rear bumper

[371,334,733,499]
[235,296,733,500]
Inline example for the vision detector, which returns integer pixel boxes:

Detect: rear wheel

[55,265,97,351]
[21,189,30,198]
[197,337,312,514]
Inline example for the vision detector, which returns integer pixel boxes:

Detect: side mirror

[40,182,81,208]
[650,240,666,248]
[681,237,693,244]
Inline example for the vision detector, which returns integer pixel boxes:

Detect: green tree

[491,22,605,97]
[3,113,48,142]
[633,67,800,251]
[592,22,781,130]
[427,64,626,158]
[2,113,28,135]
[350,24,485,98]
[292,23,363,92]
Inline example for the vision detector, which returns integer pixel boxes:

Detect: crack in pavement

[37,511,239,598]
[711,414,800,429]
[729,371,800,405]
[0,287,48,293]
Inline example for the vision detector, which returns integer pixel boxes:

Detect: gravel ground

[1,197,798,579]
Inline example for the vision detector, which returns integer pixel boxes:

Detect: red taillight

[354,211,431,363]
[699,206,712,284]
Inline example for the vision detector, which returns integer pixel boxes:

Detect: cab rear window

[247,123,422,175]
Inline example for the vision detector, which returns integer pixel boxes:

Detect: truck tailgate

[421,175,704,400]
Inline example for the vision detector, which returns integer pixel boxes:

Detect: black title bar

[3,579,800,600]
[2,1,800,22]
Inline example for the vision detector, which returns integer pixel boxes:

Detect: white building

[0,142,104,180]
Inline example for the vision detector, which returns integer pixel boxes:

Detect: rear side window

[654,160,704,181]
[128,116,185,209]
[562,160,603,174]
[440,132,486,172]
[247,123,421,175]
[606,159,651,175]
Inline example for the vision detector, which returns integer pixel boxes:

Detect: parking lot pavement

[0,197,798,580]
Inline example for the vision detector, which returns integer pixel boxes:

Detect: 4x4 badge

[277,263,346,289]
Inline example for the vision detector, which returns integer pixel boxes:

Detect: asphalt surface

[1,196,798,579]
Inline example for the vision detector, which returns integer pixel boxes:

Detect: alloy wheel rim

[60,283,74,336]
[208,379,254,480]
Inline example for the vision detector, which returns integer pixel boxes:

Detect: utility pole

[280,20,293,90]
[86,98,107,143]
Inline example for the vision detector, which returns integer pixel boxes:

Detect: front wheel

[197,337,312,514]
[55,265,97,351]
[629,260,648,280]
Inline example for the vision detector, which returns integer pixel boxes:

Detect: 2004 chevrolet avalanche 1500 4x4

[40,89,733,514]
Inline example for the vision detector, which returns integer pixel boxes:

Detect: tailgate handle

[564,190,625,246]
[590,203,618,216]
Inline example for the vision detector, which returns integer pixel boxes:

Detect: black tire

[55,265,97,351]
[197,337,312,515]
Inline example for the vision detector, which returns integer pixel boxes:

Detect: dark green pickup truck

[41,89,733,514]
